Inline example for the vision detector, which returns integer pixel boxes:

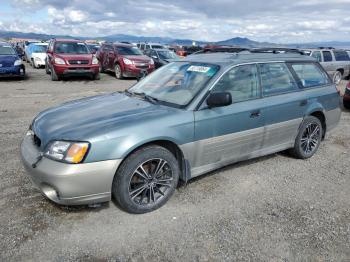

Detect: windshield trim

[128,62,221,109]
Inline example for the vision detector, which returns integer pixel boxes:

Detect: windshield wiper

[125,90,159,104]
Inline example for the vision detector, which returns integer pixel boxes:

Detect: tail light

[346,82,350,91]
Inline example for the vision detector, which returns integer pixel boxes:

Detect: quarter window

[333,50,350,61]
[322,51,333,62]
[213,64,260,103]
[291,63,329,88]
[311,51,322,62]
[259,63,298,96]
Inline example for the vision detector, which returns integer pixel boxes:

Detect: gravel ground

[0,66,349,262]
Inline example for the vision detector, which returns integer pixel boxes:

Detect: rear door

[258,62,305,150]
[193,64,265,174]
[321,50,336,76]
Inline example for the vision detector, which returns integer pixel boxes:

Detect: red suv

[45,39,100,81]
[97,43,155,79]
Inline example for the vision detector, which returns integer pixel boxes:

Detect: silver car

[303,48,350,84]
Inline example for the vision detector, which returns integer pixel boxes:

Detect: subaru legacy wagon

[21,51,341,213]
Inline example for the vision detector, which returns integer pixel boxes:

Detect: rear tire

[99,63,105,73]
[114,64,123,79]
[112,145,179,214]
[289,116,322,159]
[333,70,342,85]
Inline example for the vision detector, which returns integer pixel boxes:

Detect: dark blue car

[0,42,25,78]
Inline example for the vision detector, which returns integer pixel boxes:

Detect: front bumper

[53,64,99,77]
[123,65,154,78]
[20,134,122,205]
[0,65,25,77]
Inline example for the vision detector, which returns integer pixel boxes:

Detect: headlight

[123,58,133,65]
[54,57,65,65]
[14,59,22,66]
[45,141,89,164]
[149,59,154,65]
[92,56,99,65]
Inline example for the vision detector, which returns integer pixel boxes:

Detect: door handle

[300,100,308,106]
[250,110,261,118]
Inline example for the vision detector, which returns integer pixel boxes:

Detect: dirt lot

[0,66,349,261]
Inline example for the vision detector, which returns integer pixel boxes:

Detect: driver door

[191,64,265,176]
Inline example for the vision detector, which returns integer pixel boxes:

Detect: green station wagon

[21,51,341,213]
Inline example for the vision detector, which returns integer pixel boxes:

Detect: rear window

[291,63,329,88]
[333,50,350,61]
[54,42,89,54]
[259,63,298,96]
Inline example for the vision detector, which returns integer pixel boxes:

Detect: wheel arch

[116,139,191,182]
[307,110,327,138]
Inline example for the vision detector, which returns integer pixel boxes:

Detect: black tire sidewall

[294,116,322,159]
[113,146,179,214]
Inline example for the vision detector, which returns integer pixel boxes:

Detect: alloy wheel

[300,123,321,155]
[333,71,342,85]
[128,158,173,206]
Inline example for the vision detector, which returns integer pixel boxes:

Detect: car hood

[124,55,151,63]
[32,53,47,60]
[161,58,178,63]
[32,92,177,148]
[0,55,18,65]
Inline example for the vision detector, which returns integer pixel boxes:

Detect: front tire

[344,99,350,110]
[45,62,50,74]
[114,64,123,79]
[112,145,179,214]
[289,116,322,159]
[51,68,59,81]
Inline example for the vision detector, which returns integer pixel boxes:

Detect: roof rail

[250,48,305,55]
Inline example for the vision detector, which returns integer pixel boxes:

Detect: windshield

[32,45,47,53]
[158,50,178,60]
[0,46,16,55]
[116,46,143,55]
[129,62,219,107]
[54,42,89,54]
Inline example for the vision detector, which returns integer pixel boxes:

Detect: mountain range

[1,30,350,48]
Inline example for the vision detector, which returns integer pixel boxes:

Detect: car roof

[54,39,84,43]
[113,43,135,47]
[182,52,316,67]
[152,48,171,51]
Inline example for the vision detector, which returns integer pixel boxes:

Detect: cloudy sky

[0,0,350,43]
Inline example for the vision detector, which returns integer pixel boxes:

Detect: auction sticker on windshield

[187,65,211,73]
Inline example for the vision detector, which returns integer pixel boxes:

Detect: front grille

[68,60,89,65]
[135,64,149,69]
[33,134,41,147]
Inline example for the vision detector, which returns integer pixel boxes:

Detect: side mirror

[207,92,232,108]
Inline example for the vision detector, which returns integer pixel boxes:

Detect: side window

[291,63,329,88]
[322,51,333,62]
[259,63,298,96]
[333,50,350,61]
[311,51,322,62]
[145,45,150,50]
[212,64,260,103]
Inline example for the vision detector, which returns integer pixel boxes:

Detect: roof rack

[250,48,305,55]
